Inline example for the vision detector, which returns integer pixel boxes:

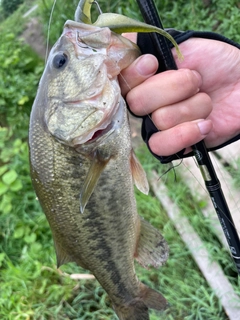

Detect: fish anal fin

[130,150,149,195]
[135,218,169,269]
[54,239,74,268]
[80,151,110,213]
[113,282,167,320]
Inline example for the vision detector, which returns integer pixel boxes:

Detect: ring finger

[151,92,212,131]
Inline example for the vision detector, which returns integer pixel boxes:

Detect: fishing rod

[136,0,240,275]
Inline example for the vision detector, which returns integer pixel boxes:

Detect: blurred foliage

[0,33,43,136]
[1,0,24,17]
[0,0,240,319]
[40,0,240,45]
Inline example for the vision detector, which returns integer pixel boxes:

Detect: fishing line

[45,0,58,64]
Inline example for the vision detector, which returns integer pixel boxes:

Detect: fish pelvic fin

[130,150,149,195]
[80,150,110,213]
[113,283,167,320]
[135,218,169,269]
[54,239,74,268]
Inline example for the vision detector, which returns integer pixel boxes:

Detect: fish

[29,2,174,319]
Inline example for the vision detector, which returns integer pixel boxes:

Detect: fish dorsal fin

[80,151,110,213]
[135,218,169,269]
[130,150,149,195]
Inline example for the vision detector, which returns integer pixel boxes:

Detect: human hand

[119,35,240,156]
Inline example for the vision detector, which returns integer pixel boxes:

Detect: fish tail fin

[113,282,167,320]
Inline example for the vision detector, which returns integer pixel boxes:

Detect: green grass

[135,146,239,320]
[1,0,240,319]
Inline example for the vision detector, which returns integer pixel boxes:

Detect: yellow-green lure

[75,0,183,60]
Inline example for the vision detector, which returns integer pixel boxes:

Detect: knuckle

[158,110,173,129]
[126,90,144,115]
[201,93,212,110]
[180,104,191,119]
[179,69,200,91]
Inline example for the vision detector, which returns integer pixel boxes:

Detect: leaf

[18,96,29,105]
[1,202,12,214]
[0,127,9,140]
[13,139,22,148]
[0,253,5,267]
[13,227,25,239]
[0,165,8,176]
[0,148,13,162]
[9,179,23,192]
[2,169,18,185]
[30,242,42,253]
[0,181,8,196]
[24,233,37,244]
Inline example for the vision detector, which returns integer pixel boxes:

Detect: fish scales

[29,17,169,320]
[30,102,142,302]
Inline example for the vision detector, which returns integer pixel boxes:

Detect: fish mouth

[72,100,124,147]
[85,122,115,144]
[86,100,125,145]
[67,105,116,146]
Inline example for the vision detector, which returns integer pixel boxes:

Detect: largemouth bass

[29,6,170,320]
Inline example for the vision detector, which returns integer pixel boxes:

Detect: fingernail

[197,120,212,135]
[135,54,158,76]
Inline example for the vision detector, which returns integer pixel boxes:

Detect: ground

[21,17,47,59]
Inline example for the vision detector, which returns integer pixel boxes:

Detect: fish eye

[52,53,68,69]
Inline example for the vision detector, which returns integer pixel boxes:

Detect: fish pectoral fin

[130,150,149,195]
[80,151,110,213]
[135,218,169,269]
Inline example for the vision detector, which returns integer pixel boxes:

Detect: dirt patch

[21,17,47,59]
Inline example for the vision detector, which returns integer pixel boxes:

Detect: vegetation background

[1,0,240,319]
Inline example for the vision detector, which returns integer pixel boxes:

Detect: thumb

[119,54,159,96]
